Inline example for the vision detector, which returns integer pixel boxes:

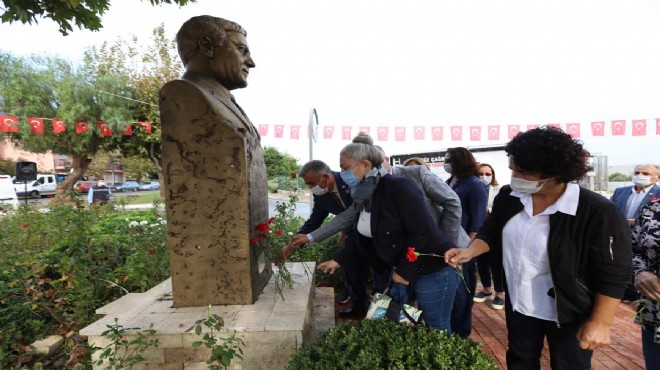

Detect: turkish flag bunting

[547,123,561,129]
[28,117,44,135]
[138,121,152,134]
[0,115,19,133]
[565,123,580,138]
[487,125,500,140]
[450,126,462,141]
[632,119,646,136]
[290,125,300,140]
[469,126,481,141]
[527,124,540,131]
[591,121,605,136]
[97,121,113,137]
[359,126,371,134]
[611,120,626,136]
[274,125,284,138]
[258,124,268,136]
[656,118,660,135]
[121,124,132,136]
[53,119,66,134]
[342,126,353,140]
[323,125,334,139]
[413,126,425,140]
[75,120,89,134]
[394,126,406,141]
[431,126,443,141]
[377,126,389,141]
[508,125,520,139]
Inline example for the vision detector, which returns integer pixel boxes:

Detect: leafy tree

[0,0,196,35]
[0,157,16,176]
[263,146,299,179]
[609,172,631,182]
[121,155,157,182]
[0,53,133,201]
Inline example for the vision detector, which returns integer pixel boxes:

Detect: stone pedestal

[81,263,331,370]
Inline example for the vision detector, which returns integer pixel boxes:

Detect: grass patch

[114,192,163,205]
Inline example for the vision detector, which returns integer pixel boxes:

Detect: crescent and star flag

[565,123,580,138]
[138,121,152,134]
[488,125,500,140]
[450,126,462,141]
[413,126,425,140]
[75,120,89,134]
[97,121,113,137]
[611,120,626,136]
[290,125,300,140]
[469,126,481,141]
[274,125,284,138]
[342,126,352,140]
[431,126,443,141]
[632,119,646,136]
[53,119,66,134]
[377,126,389,141]
[0,115,19,133]
[258,124,268,136]
[28,117,44,135]
[359,126,371,134]
[121,124,132,136]
[508,125,520,139]
[394,126,406,141]
[323,126,334,139]
[591,121,605,136]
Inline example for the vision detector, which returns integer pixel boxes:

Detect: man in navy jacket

[611,164,660,224]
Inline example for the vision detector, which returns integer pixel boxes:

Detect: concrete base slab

[81,262,330,369]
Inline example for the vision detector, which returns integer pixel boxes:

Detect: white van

[0,175,19,210]
[13,174,58,198]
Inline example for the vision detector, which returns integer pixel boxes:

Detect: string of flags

[0,116,152,136]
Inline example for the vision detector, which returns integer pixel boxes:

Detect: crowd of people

[281,126,660,370]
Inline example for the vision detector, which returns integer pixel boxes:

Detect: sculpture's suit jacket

[611,184,660,219]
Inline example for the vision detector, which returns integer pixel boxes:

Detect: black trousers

[505,296,592,370]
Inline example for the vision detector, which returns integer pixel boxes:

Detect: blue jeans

[390,267,459,332]
[451,261,477,338]
[642,325,660,370]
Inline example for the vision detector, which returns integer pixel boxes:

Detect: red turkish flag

[75,120,89,134]
[0,116,18,133]
[526,124,540,131]
[359,126,371,135]
[565,123,580,138]
[487,125,500,140]
[611,120,626,136]
[377,126,389,141]
[323,126,334,139]
[28,117,44,135]
[508,125,520,139]
[290,125,300,139]
[591,121,605,136]
[632,119,646,136]
[450,126,462,141]
[342,126,353,140]
[97,121,113,137]
[258,124,268,136]
[138,121,152,134]
[413,126,425,140]
[431,126,443,141]
[274,125,284,138]
[52,119,66,134]
[469,126,481,141]
[656,118,660,135]
[394,126,406,141]
[547,123,561,129]
[121,124,132,136]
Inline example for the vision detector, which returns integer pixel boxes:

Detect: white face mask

[479,176,492,186]
[510,176,547,195]
[443,162,453,174]
[310,184,329,196]
[632,175,652,187]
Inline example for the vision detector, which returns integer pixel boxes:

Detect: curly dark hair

[505,126,591,183]
[446,147,479,178]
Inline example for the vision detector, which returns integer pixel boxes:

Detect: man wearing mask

[611,164,660,225]
[280,160,367,317]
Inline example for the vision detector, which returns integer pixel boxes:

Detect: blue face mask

[340,169,362,188]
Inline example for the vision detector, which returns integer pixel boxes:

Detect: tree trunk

[51,155,92,205]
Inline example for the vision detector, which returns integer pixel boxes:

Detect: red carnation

[406,247,418,262]
[250,237,260,245]
[290,172,297,178]
[268,217,276,224]
[21,223,28,228]
[256,223,269,234]
[276,229,283,236]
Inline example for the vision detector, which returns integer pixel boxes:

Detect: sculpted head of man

[177,15,256,90]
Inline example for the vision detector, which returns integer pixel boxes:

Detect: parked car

[14,174,58,198]
[74,180,96,193]
[138,181,160,191]
[109,182,123,191]
[114,181,140,192]
[0,176,19,210]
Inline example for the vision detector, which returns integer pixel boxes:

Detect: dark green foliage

[287,319,498,370]
[608,172,631,182]
[263,146,299,179]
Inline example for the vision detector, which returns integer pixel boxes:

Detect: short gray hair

[299,160,332,178]
[340,143,383,168]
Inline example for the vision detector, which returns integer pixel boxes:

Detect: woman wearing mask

[473,163,506,309]
[444,147,488,337]
[317,133,459,331]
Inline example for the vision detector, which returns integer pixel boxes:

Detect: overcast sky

[1,0,659,169]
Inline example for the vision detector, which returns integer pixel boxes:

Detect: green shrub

[287,319,498,370]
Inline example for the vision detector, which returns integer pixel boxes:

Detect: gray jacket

[309,165,470,248]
